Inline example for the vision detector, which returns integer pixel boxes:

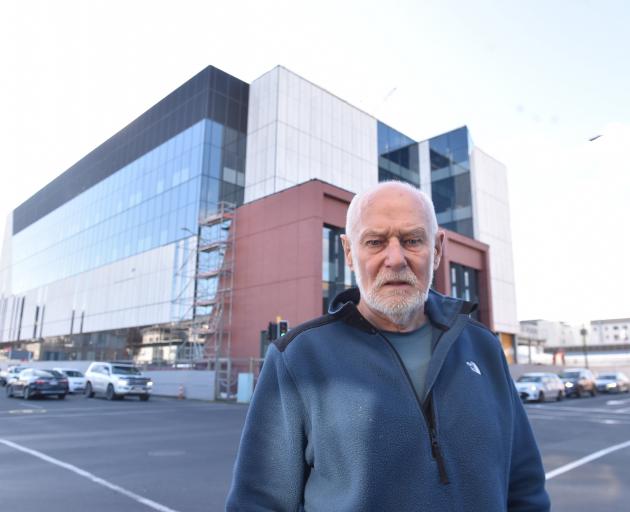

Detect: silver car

[516,372,565,402]
[595,372,630,394]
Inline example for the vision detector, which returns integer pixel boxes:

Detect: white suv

[84,362,152,401]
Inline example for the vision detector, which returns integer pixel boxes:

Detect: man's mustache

[373,271,419,289]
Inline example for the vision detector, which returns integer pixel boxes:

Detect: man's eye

[365,240,382,247]
[404,239,422,246]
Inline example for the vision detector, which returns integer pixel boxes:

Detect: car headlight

[117,378,130,385]
[530,385,537,391]
[607,382,617,388]
[147,381,153,387]
[565,382,573,388]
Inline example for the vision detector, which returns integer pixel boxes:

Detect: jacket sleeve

[225,344,309,511]
[506,369,551,512]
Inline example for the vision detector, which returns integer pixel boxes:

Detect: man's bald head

[345,181,438,246]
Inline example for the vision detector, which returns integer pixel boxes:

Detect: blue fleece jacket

[226,288,550,511]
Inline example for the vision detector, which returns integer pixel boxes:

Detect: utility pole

[580,326,589,368]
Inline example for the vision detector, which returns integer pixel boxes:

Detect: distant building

[590,318,630,348]
[518,317,630,366]
[0,64,517,373]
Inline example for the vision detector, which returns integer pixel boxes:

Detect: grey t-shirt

[385,322,432,401]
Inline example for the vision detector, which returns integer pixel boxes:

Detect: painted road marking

[545,439,630,480]
[0,438,182,512]
[8,409,47,415]
[606,398,630,406]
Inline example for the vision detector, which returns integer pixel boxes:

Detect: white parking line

[606,398,630,406]
[0,438,182,512]
[545,439,630,480]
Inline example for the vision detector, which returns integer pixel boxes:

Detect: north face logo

[466,361,481,375]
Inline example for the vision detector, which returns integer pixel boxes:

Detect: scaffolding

[191,201,236,399]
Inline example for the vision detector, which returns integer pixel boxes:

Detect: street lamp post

[580,326,589,368]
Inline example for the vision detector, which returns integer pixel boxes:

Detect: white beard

[354,256,433,328]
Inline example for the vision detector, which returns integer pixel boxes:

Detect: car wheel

[139,394,149,401]
[85,382,94,398]
[106,384,116,401]
[6,385,13,398]
[58,393,66,400]
[557,390,563,401]
[538,391,545,403]
[23,386,31,400]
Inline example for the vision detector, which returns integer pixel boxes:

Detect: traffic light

[279,320,289,337]
[267,322,278,341]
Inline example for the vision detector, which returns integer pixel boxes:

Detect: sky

[1,0,628,327]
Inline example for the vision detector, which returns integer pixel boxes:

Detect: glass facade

[322,226,355,313]
[13,66,249,235]
[11,118,246,296]
[377,122,420,186]
[429,126,474,238]
[1,66,248,360]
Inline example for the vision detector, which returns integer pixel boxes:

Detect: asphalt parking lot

[1,390,629,512]
[525,393,630,512]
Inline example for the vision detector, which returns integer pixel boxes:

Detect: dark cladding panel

[13,66,249,235]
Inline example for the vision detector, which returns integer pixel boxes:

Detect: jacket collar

[328,287,476,332]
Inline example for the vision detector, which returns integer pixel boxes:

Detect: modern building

[0,64,517,370]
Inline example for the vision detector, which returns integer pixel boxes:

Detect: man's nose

[384,238,406,269]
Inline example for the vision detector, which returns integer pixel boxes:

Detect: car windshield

[560,372,580,379]
[112,365,141,375]
[44,370,63,378]
[598,374,617,380]
[63,370,84,377]
[518,376,542,382]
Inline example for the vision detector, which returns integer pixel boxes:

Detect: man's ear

[340,234,354,271]
[433,230,445,271]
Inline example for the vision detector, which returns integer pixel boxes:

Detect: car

[559,368,597,398]
[595,372,630,394]
[6,369,68,399]
[53,367,87,393]
[84,362,152,401]
[0,365,32,387]
[515,372,565,402]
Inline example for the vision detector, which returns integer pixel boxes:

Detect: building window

[322,226,355,313]
[449,262,479,319]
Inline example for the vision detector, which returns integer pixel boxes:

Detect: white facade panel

[470,147,519,334]
[245,66,378,202]
[0,239,196,342]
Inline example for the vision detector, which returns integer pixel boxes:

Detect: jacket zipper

[377,332,449,485]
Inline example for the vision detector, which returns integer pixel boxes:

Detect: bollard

[178,384,185,400]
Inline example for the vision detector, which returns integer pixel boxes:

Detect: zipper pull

[430,428,450,485]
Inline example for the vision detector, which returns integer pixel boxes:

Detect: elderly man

[226,181,550,511]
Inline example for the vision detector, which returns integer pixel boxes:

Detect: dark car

[559,368,597,398]
[6,369,69,400]
[595,372,630,393]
